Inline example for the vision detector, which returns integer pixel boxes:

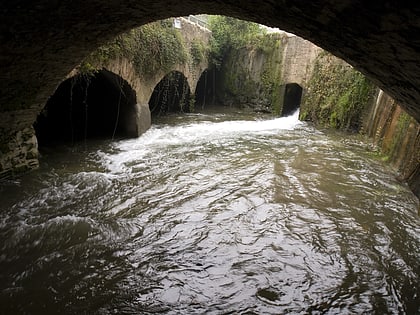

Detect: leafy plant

[190,40,207,66]
[208,15,266,68]
[80,19,188,77]
[301,53,377,131]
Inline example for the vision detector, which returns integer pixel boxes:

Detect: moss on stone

[190,39,208,66]
[301,53,376,132]
[80,19,188,78]
[217,34,283,113]
[386,111,414,159]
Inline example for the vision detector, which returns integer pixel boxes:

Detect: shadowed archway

[280,83,303,117]
[35,70,138,146]
[149,71,192,118]
[2,1,420,123]
[195,68,217,111]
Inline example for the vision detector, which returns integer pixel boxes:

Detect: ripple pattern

[1,110,419,314]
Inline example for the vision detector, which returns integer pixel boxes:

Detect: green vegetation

[190,39,207,66]
[386,111,414,160]
[301,52,377,131]
[208,15,267,68]
[80,19,188,77]
[208,16,284,113]
[260,38,283,114]
[80,16,377,126]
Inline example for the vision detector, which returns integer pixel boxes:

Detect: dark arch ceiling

[1,1,420,123]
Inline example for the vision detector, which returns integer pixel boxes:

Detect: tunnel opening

[280,83,303,117]
[35,70,138,147]
[149,71,191,119]
[195,68,217,111]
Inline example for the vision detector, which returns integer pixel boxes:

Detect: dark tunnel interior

[194,69,217,110]
[281,83,302,117]
[148,71,191,118]
[35,70,138,147]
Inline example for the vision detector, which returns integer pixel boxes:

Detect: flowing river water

[0,108,419,314]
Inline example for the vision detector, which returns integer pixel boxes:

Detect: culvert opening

[280,83,303,117]
[149,71,191,119]
[35,70,138,147]
[195,68,217,110]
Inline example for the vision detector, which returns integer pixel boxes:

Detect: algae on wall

[300,51,420,199]
[79,19,189,77]
[216,33,284,113]
[363,91,420,198]
[300,52,377,131]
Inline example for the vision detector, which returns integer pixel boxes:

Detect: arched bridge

[1,1,420,176]
[63,18,211,137]
[1,1,419,120]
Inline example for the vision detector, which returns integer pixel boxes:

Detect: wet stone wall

[0,127,38,179]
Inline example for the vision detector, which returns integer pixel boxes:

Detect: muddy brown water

[1,109,419,314]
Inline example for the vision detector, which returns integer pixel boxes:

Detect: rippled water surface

[1,109,419,314]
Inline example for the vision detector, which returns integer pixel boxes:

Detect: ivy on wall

[207,15,285,112]
[208,15,267,68]
[190,39,207,66]
[80,19,188,77]
[300,52,377,131]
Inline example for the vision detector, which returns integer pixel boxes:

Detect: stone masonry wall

[0,127,38,179]
[280,35,322,87]
[301,51,419,199]
[0,18,210,178]
[218,33,321,114]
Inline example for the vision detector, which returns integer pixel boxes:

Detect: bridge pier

[136,103,152,136]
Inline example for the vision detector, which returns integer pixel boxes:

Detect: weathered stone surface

[363,90,420,198]
[0,16,210,175]
[1,1,420,122]
[0,127,39,179]
[280,36,322,87]
[216,34,321,113]
[1,1,420,181]
[137,103,152,136]
[298,50,419,198]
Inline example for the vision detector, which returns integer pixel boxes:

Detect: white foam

[100,110,302,173]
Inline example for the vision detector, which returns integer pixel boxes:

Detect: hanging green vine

[190,39,207,66]
[80,19,188,77]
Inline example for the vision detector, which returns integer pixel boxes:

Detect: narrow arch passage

[195,69,217,110]
[149,71,191,118]
[280,83,303,117]
[35,70,138,146]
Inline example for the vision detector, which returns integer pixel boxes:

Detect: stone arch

[2,1,420,179]
[148,71,192,118]
[35,69,138,146]
[2,1,420,123]
[279,83,303,117]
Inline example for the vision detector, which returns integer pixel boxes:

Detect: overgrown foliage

[80,19,188,77]
[208,15,267,68]
[301,52,377,131]
[190,39,207,66]
[208,16,285,112]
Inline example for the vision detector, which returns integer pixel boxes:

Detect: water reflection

[0,109,419,314]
